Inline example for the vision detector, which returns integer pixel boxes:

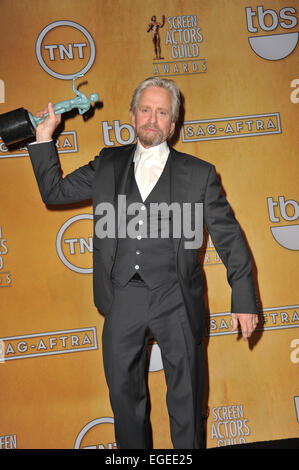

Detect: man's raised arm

[28,102,101,205]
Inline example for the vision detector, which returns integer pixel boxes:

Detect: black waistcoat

[111,155,178,289]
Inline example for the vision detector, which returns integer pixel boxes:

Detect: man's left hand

[231,313,259,341]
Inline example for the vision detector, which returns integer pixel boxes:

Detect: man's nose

[149,112,158,124]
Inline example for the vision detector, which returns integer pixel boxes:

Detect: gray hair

[130,77,181,123]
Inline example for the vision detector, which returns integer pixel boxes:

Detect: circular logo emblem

[74,417,116,449]
[248,32,299,61]
[148,343,164,372]
[56,214,93,274]
[36,20,96,79]
[270,224,299,250]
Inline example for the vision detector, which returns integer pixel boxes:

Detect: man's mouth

[142,124,161,133]
[145,127,158,133]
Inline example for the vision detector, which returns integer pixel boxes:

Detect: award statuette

[0,73,99,146]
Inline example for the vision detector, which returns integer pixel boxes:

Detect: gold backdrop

[0,0,298,449]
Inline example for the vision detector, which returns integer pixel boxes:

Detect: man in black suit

[28,77,259,449]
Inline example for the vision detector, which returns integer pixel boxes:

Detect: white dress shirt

[133,140,170,202]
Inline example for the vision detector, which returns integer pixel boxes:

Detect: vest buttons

[136,250,141,255]
[137,235,142,240]
[135,265,140,270]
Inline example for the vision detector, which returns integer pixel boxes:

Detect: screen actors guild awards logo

[147,14,207,77]
[147,15,166,60]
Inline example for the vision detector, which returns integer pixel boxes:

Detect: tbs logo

[267,196,299,250]
[246,5,298,60]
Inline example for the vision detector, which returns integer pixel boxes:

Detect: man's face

[131,86,175,148]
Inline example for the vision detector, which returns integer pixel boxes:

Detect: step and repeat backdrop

[0,0,298,449]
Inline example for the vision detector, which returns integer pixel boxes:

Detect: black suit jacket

[28,141,259,342]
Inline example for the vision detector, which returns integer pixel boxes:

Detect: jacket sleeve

[28,140,103,204]
[203,164,259,314]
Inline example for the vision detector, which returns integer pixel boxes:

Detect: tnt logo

[74,417,117,449]
[56,214,93,273]
[36,20,96,80]
[267,196,299,250]
[245,5,298,60]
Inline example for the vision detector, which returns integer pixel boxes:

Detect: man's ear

[169,121,176,138]
[130,112,136,127]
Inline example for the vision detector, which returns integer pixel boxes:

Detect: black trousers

[102,277,204,449]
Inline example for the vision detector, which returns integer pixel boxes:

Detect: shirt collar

[133,139,169,163]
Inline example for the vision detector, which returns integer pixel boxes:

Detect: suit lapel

[113,144,136,198]
[169,147,190,256]
[169,147,189,203]
[113,144,136,244]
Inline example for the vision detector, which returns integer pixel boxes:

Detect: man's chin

[138,132,163,148]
